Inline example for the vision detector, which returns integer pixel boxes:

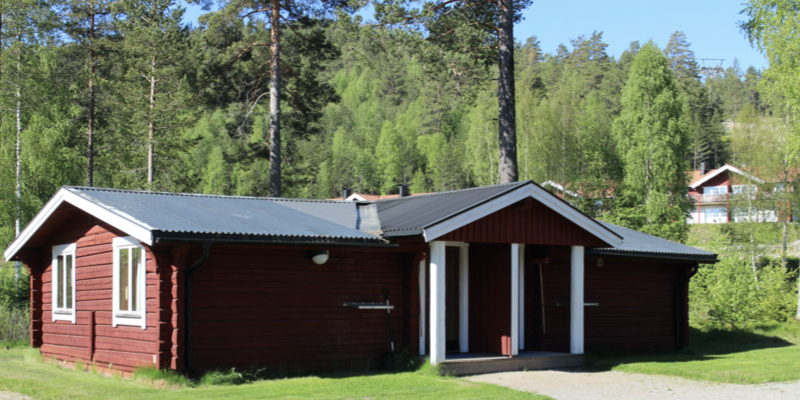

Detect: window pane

[56,255,64,309]
[119,248,129,311]
[65,255,73,309]
[131,248,140,312]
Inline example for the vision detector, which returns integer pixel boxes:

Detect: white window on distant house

[52,243,77,323]
[705,207,727,222]
[112,237,147,329]
[732,185,758,195]
[705,186,728,195]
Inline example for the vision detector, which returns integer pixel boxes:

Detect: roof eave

[586,248,718,263]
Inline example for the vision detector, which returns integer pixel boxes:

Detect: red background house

[5,182,716,375]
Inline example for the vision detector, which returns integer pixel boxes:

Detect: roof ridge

[65,186,347,204]
[373,181,530,202]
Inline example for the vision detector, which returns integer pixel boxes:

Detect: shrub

[0,261,30,345]
[691,234,798,331]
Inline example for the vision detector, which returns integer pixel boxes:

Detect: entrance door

[445,247,461,353]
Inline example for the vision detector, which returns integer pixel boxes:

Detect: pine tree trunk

[147,56,155,189]
[87,12,96,187]
[497,0,518,183]
[268,0,281,197]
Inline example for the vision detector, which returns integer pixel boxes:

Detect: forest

[1,0,800,339]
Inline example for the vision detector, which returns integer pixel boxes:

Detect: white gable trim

[345,194,369,201]
[691,165,764,189]
[421,184,623,247]
[4,188,153,261]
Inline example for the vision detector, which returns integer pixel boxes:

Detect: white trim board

[691,165,764,189]
[422,184,623,247]
[4,188,153,261]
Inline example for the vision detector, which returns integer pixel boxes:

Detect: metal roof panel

[65,187,379,242]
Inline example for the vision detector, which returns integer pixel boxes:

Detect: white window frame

[52,243,77,323]
[705,186,728,195]
[112,236,147,329]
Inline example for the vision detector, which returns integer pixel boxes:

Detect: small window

[705,186,728,195]
[52,243,77,323]
[112,237,147,329]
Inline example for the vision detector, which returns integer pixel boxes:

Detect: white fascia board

[691,165,764,189]
[4,188,153,261]
[422,185,623,247]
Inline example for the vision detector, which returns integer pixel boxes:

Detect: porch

[419,241,588,370]
[440,351,583,376]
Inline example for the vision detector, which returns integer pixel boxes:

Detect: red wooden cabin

[4,182,716,375]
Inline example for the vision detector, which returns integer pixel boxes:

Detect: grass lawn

[0,348,552,400]
[585,322,800,384]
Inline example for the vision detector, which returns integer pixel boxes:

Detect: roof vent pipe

[398,184,409,197]
[700,162,706,176]
[343,187,352,200]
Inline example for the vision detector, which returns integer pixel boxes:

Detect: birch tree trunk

[497,0,517,183]
[268,0,281,197]
[147,55,155,189]
[87,12,96,187]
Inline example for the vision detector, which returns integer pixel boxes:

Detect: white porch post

[418,258,426,356]
[518,244,526,350]
[429,241,446,364]
[570,245,585,354]
[511,243,520,356]
[459,245,469,353]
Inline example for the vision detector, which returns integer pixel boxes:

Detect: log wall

[525,246,693,352]
[33,210,165,373]
[187,244,413,372]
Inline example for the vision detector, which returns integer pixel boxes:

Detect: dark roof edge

[586,249,719,263]
[152,231,395,247]
[382,229,424,237]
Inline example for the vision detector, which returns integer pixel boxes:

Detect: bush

[691,235,798,331]
[0,261,30,345]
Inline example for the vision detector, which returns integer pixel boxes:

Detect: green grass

[0,348,551,399]
[585,322,800,384]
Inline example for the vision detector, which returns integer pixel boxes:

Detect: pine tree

[63,0,116,187]
[608,41,692,243]
[114,0,189,190]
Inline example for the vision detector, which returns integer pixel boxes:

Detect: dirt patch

[466,370,800,400]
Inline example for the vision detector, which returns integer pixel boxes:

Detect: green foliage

[606,41,691,243]
[691,234,798,331]
[133,367,193,387]
[0,262,30,346]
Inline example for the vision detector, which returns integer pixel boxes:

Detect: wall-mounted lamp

[310,250,329,265]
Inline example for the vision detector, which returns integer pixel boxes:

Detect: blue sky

[181,0,767,71]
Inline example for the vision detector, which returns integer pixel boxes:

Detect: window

[705,207,727,221]
[705,186,728,195]
[52,243,77,323]
[732,185,758,195]
[112,237,146,329]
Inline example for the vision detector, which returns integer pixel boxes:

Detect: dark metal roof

[587,221,718,262]
[376,182,529,235]
[65,187,385,245]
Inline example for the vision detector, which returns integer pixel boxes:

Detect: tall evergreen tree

[63,0,116,187]
[114,0,189,190]
[607,41,691,243]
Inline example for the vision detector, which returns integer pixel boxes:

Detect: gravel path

[466,370,800,400]
[0,392,31,400]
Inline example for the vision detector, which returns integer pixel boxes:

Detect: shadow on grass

[584,325,796,372]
